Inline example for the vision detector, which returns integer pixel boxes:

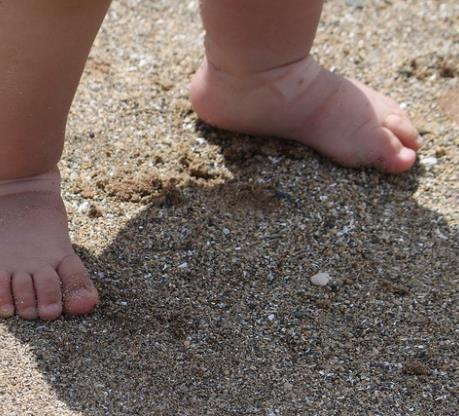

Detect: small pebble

[420,156,438,166]
[268,314,276,321]
[77,201,90,214]
[223,228,231,235]
[345,0,364,8]
[178,262,188,269]
[310,272,331,287]
[87,203,103,218]
[293,309,309,319]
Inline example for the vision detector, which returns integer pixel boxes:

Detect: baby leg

[191,0,422,173]
[0,0,111,320]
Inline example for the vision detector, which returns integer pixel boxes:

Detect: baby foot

[190,56,422,173]
[0,169,98,320]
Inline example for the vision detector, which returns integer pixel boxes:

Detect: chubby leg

[0,0,111,320]
[191,0,422,173]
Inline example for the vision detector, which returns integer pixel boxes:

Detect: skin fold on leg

[0,0,111,320]
[191,0,421,173]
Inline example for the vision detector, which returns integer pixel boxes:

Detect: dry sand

[1,0,458,415]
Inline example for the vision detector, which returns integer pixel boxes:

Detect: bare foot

[0,169,98,320]
[190,56,422,173]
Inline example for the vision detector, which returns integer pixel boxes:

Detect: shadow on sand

[5,130,458,415]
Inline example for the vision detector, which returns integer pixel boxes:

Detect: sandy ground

[1,0,458,415]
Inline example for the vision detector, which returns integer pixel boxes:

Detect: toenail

[40,304,61,319]
[0,304,14,317]
[65,287,98,314]
[71,287,93,299]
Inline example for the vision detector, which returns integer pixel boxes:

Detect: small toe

[12,272,38,320]
[33,266,63,321]
[0,271,14,318]
[383,114,422,151]
[57,255,99,316]
[373,127,417,173]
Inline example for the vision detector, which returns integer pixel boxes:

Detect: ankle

[203,54,322,92]
[205,49,308,77]
[0,167,61,197]
[0,143,63,181]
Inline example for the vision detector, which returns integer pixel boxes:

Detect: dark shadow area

[5,134,458,415]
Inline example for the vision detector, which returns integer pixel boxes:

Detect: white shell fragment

[420,156,438,166]
[77,200,90,214]
[310,272,331,287]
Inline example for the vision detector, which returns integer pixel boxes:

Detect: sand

[0,0,458,415]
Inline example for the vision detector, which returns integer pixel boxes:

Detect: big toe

[57,255,99,316]
[372,127,417,173]
[383,113,422,151]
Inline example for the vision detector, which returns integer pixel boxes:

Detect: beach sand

[0,0,458,415]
